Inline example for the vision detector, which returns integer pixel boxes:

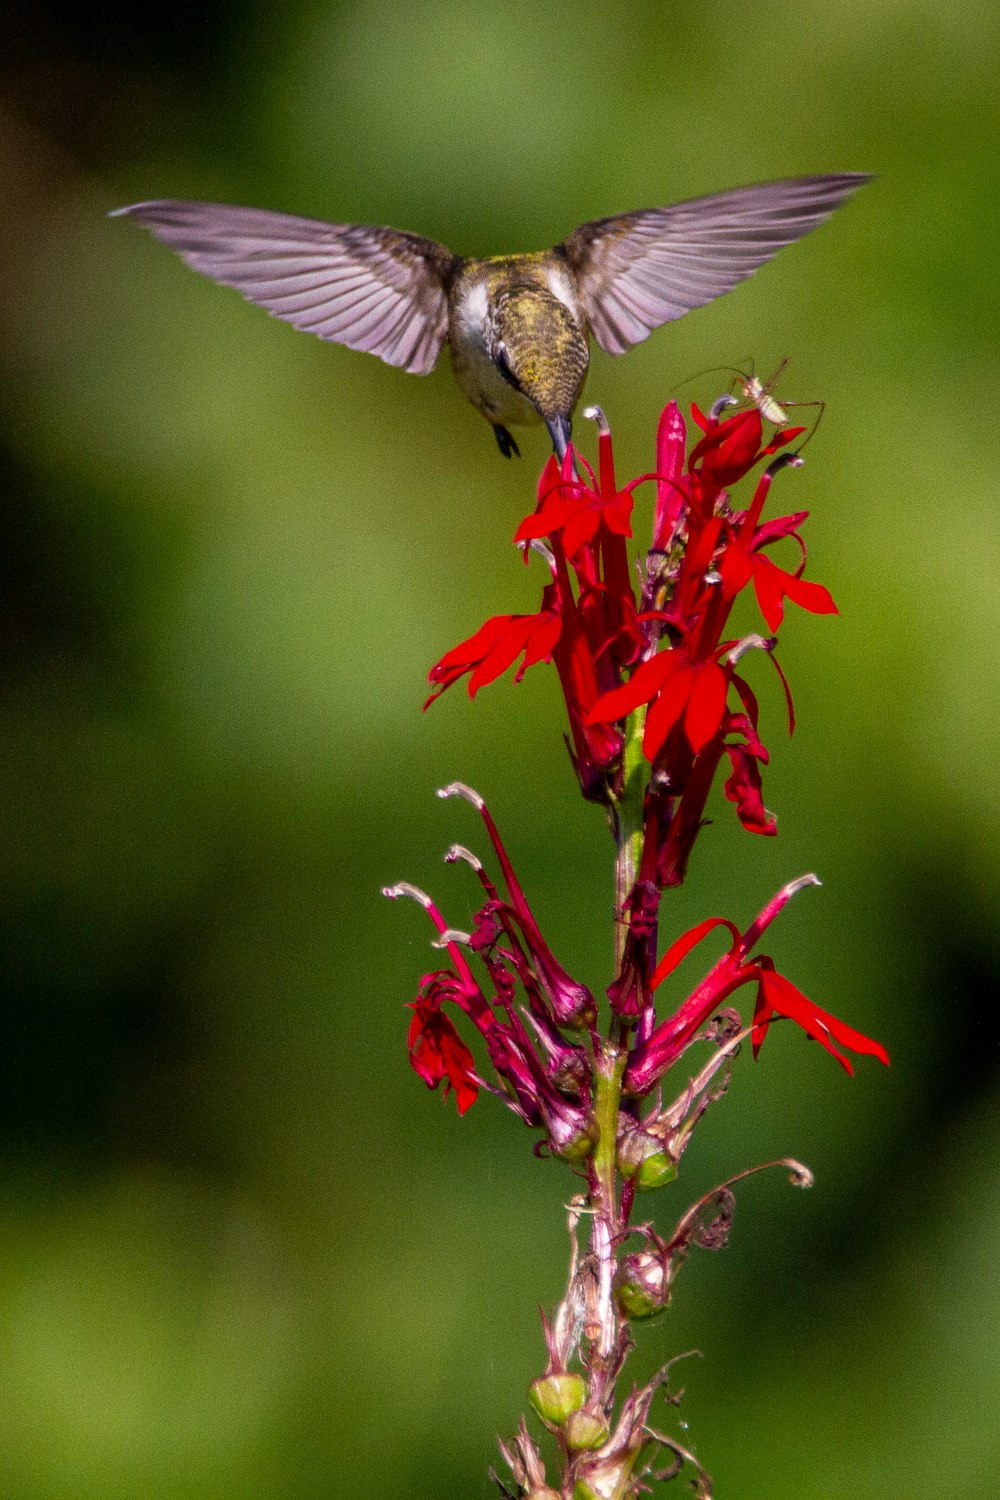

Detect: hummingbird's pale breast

[447,257,587,435]
[448,270,542,432]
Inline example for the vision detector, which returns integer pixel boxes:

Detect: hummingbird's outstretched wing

[560,173,873,356]
[113,201,458,375]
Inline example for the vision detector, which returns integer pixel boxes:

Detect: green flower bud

[634,1152,677,1190]
[550,1114,599,1164]
[528,1372,586,1427]
[564,1408,610,1451]
[613,1249,670,1321]
[616,1123,677,1190]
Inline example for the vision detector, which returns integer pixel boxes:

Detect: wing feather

[561,173,873,355]
[113,199,457,375]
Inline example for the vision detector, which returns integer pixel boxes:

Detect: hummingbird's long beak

[545,415,572,462]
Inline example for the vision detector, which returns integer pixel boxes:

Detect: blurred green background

[2,2,998,1496]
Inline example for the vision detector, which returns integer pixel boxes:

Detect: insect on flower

[717,357,825,451]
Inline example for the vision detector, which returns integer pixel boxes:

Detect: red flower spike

[411,389,871,1091]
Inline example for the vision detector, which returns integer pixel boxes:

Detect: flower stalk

[388,380,888,1495]
[613,707,649,977]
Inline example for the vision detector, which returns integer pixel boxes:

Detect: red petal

[691,408,763,480]
[751,555,785,631]
[752,511,810,548]
[408,1005,479,1113]
[537,453,562,505]
[723,744,776,835]
[514,496,583,544]
[518,612,562,675]
[657,401,687,483]
[761,424,806,454]
[766,650,796,735]
[685,661,728,753]
[561,506,601,559]
[758,969,889,1074]
[650,915,741,989]
[642,664,693,760]
[719,544,754,600]
[468,617,540,695]
[431,614,519,673]
[752,555,837,632]
[780,571,838,618]
[586,649,682,725]
[730,672,761,729]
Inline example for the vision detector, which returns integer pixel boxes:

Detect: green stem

[591,1038,627,1224]
[588,1038,628,1388]
[614,705,650,973]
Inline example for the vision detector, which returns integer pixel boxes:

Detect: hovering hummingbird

[114,173,870,460]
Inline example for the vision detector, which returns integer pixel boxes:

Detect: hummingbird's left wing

[560,173,873,356]
[113,200,458,375]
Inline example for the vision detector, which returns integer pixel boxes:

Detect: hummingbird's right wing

[560,173,872,356]
[113,201,458,375]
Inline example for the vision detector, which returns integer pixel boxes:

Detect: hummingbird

[114,173,870,460]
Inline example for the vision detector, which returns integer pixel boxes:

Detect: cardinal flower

[624,876,889,1094]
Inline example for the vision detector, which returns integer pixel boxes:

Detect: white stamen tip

[445,843,482,870]
[582,405,610,434]
[432,927,472,949]
[727,633,776,665]
[437,781,485,809]
[383,881,432,908]
[711,393,739,420]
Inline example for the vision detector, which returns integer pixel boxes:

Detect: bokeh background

[2,2,998,1496]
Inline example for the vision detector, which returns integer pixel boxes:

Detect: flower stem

[614,705,649,972]
[588,1039,628,1387]
[591,1038,626,1225]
